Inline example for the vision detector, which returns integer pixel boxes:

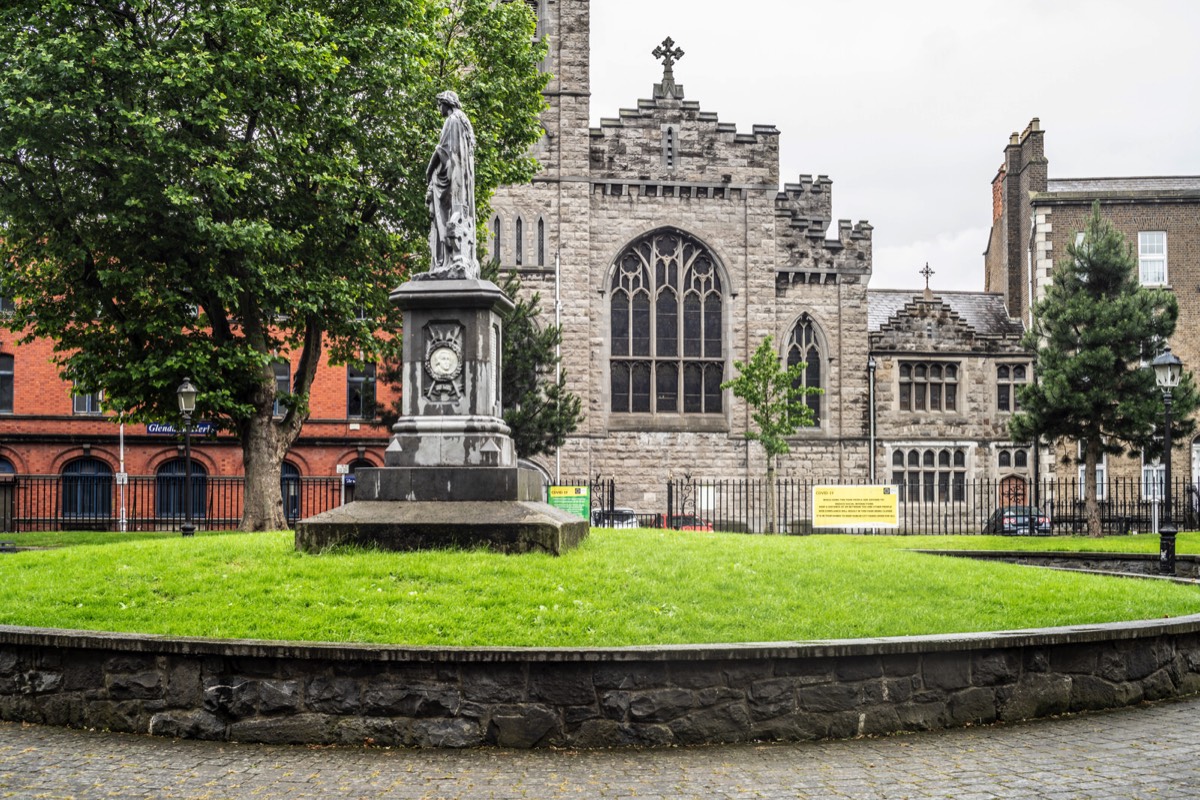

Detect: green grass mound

[1,530,1198,647]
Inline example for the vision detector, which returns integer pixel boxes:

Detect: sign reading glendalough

[812,485,900,529]
[295,92,588,556]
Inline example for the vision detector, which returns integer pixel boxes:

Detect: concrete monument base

[294,499,589,556]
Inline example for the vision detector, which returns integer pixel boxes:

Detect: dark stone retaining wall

[3,618,1200,748]
[922,551,1200,579]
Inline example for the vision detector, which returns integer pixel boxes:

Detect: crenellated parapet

[588,95,780,185]
[774,175,872,292]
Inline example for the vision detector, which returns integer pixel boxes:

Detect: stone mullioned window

[609,229,724,416]
[898,361,959,412]
[996,364,1028,413]
[891,446,967,502]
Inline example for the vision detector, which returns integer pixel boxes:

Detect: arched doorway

[281,462,301,524]
[62,458,113,527]
[999,475,1028,506]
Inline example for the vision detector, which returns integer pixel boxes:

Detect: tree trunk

[766,458,777,534]
[1084,439,1102,538]
[240,413,291,531]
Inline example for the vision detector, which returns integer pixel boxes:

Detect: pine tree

[1011,203,1197,537]
[721,336,822,533]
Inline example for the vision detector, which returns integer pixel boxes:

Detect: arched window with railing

[155,458,208,521]
[281,461,301,524]
[62,458,113,520]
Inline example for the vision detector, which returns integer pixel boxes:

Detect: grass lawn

[1,529,1198,647]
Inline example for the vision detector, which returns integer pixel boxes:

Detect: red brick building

[985,118,1200,492]
[0,315,397,528]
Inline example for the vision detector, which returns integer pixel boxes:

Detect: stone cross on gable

[921,262,935,301]
[653,37,685,79]
[652,37,685,100]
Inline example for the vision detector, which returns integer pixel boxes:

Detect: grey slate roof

[1047,176,1200,193]
[867,290,1024,337]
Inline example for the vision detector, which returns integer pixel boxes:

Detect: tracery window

[891,447,967,502]
[786,315,822,426]
[898,361,958,412]
[610,230,724,415]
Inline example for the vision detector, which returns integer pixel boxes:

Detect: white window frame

[1138,231,1167,286]
[1077,442,1108,501]
[72,382,103,415]
[1142,454,1165,502]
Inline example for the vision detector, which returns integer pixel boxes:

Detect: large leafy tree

[0,0,547,529]
[722,336,821,533]
[1011,203,1197,537]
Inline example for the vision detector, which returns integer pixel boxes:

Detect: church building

[492,0,1029,513]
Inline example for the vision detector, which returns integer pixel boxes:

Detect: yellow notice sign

[811,485,899,529]
[548,485,590,520]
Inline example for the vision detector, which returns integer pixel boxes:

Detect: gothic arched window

[610,230,724,415]
[536,217,545,267]
[490,216,501,264]
[515,217,524,266]
[786,314,823,426]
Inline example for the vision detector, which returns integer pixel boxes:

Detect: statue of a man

[423,90,478,280]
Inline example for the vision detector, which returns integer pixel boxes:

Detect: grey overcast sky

[589,0,1200,292]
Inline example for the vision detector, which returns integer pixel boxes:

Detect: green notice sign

[548,485,590,520]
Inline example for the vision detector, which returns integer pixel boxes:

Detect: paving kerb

[2,696,1200,799]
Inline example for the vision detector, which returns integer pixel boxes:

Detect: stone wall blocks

[104,655,153,675]
[361,682,460,718]
[256,679,302,715]
[668,702,752,745]
[38,693,87,728]
[461,665,527,703]
[0,651,18,676]
[1068,674,1123,712]
[774,659,833,684]
[85,699,150,734]
[490,703,560,748]
[750,711,825,742]
[333,716,409,748]
[1023,649,1050,674]
[411,717,485,749]
[163,660,203,707]
[835,657,883,682]
[1142,669,1178,703]
[858,706,905,737]
[696,686,744,707]
[799,683,859,713]
[628,687,695,723]
[972,651,1021,686]
[149,709,227,741]
[946,687,998,726]
[105,670,162,701]
[22,670,63,696]
[600,689,631,720]
[998,674,1072,722]
[528,666,595,706]
[921,654,973,692]
[306,676,362,715]
[230,713,336,746]
[593,663,667,690]
[562,704,601,727]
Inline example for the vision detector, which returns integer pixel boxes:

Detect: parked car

[653,513,714,531]
[984,505,1052,535]
[591,507,639,529]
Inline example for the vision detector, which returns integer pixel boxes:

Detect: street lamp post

[1151,347,1183,575]
[177,377,198,538]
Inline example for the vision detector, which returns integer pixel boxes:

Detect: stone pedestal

[296,278,588,555]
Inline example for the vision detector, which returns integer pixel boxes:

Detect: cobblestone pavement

[2,697,1199,800]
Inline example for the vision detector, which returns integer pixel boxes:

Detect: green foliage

[2,531,1199,646]
[1012,203,1198,465]
[721,336,820,461]
[0,1,547,524]
[486,262,583,459]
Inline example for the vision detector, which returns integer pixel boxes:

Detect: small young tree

[722,336,822,533]
[1011,203,1197,537]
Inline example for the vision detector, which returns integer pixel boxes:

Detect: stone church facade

[492,0,1030,512]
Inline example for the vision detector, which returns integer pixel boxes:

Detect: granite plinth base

[294,500,589,556]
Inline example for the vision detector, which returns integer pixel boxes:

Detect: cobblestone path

[2,696,1198,799]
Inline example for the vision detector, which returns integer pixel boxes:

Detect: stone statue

[423,90,478,280]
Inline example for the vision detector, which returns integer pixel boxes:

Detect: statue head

[436,90,462,114]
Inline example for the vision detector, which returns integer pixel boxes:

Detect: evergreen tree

[722,336,821,533]
[1011,203,1197,537]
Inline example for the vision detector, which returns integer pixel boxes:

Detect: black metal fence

[0,474,346,533]
[561,475,1200,536]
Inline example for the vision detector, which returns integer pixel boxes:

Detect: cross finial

[653,37,685,81]
[920,262,935,290]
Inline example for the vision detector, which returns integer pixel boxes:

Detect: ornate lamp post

[1151,347,1183,575]
[176,377,198,537]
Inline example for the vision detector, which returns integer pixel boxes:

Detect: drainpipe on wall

[868,355,877,484]
[555,249,562,485]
